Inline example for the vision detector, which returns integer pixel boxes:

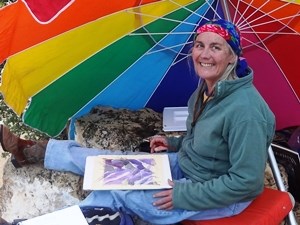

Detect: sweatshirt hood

[214,67,254,100]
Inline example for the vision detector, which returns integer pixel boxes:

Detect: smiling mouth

[200,63,214,67]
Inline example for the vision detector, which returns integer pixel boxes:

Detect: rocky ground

[0,107,299,224]
[0,153,8,187]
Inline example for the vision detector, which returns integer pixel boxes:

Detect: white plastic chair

[162,107,298,225]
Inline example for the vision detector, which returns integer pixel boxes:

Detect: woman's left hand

[153,179,174,210]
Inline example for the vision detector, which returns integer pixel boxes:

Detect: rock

[0,161,88,221]
[0,107,164,224]
[74,106,164,150]
[264,163,289,190]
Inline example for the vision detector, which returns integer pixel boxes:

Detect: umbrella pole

[221,0,232,21]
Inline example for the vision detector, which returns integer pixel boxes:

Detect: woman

[0,19,275,225]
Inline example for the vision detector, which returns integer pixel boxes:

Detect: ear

[229,54,238,64]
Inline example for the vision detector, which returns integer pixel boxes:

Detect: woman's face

[192,32,236,85]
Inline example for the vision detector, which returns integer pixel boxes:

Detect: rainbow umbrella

[0,0,299,137]
[0,0,212,136]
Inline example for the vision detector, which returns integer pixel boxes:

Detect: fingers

[153,189,171,197]
[153,189,174,210]
[149,135,168,153]
[149,135,168,147]
[154,199,173,210]
[150,145,168,153]
[168,179,174,187]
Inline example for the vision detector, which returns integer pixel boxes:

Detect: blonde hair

[190,42,239,82]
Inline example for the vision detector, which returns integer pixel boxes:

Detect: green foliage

[0,94,68,141]
[0,0,16,7]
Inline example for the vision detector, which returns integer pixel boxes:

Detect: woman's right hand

[149,135,169,153]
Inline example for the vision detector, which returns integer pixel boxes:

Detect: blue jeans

[45,140,251,225]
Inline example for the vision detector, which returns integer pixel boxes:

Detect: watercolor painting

[83,154,172,190]
[103,157,157,185]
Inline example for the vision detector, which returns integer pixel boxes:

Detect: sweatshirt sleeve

[172,119,274,210]
[167,136,185,152]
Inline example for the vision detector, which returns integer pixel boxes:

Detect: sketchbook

[18,205,88,225]
[83,154,172,190]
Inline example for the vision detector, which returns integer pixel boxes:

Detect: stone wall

[0,106,297,224]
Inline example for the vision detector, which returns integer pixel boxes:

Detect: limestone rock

[264,163,289,190]
[0,161,88,222]
[75,106,164,150]
[0,107,163,224]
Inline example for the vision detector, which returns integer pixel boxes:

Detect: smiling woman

[192,31,236,94]
[0,18,277,225]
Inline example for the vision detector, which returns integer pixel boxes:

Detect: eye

[194,42,204,49]
[212,45,221,51]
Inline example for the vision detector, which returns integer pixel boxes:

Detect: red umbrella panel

[225,0,300,130]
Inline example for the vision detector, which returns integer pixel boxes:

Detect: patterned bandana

[195,19,242,56]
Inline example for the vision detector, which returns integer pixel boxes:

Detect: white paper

[18,205,88,225]
[83,154,172,190]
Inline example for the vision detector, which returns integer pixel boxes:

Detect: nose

[200,47,210,58]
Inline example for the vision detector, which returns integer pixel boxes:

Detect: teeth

[201,63,213,67]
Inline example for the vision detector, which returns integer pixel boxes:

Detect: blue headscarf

[195,19,249,77]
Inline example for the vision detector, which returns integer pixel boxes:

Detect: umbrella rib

[128,0,219,56]
[241,23,293,50]
[171,53,191,67]
[241,36,268,51]
[238,14,300,35]
[129,0,224,26]
[231,0,257,26]
[269,56,300,104]
[244,11,300,46]
[232,0,242,22]
[127,9,198,26]
[236,0,298,30]
[146,41,193,55]
[169,0,224,22]
[129,32,196,35]
[203,0,223,20]
[234,0,270,28]
[128,0,226,30]
[129,4,187,55]
[128,0,215,27]
[141,22,195,55]
[170,0,212,22]
[241,30,300,35]
[240,15,300,104]
[241,36,299,104]
[241,31,299,36]
[128,8,194,55]
[227,0,300,47]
